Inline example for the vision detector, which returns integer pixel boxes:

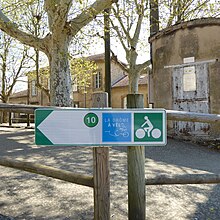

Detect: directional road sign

[35,109,166,146]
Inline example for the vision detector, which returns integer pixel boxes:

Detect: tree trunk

[2,96,9,104]
[48,34,72,107]
[127,47,139,94]
[150,0,159,35]
[128,70,140,94]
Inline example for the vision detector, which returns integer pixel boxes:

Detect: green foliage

[70,57,98,92]
[26,66,50,80]
[26,57,98,94]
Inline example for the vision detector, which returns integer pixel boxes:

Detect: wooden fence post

[93,147,110,220]
[0,111,2,124]
[26,114,30,127]
[8,112,12,126]
[127,94,145,220]
[92,92,110,220]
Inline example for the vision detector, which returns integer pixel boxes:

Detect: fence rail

[166,109,220,123]
[1,103,220,124]
[145,174,220,185]
[0,157,93,187]
[0,103,39,114]
[2,156,220,188]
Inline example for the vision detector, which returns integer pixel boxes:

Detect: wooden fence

[0,103,220,220]
[0,103,219,124]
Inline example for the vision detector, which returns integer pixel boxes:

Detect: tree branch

[136,59,151,73]
[131,12,144,49]
[112,4,132,43]
[184,0,210,19]
[44,0,72,33]
[67,0,115,36]
[0,9,49,54]
[109,19,129,54]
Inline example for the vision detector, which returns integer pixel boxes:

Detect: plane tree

[0,0,115,107]
[110,0,151,94]
[21,0,50,99]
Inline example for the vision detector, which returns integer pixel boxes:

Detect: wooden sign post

[92,92,110,220]
[127,94,146,220]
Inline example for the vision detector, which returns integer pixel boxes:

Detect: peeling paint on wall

[173,63,210,136]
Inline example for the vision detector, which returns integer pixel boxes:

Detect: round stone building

[148,18,220,140]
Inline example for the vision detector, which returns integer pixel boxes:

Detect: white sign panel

[35,109,166,146]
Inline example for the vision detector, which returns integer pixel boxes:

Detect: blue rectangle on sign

[102,113,131,142]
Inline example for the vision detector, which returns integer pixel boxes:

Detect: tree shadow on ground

[0,168,94,220]
[146,183,220,220]
[187,184,220,220]
[1,128,220,219]
[0,128,129,219]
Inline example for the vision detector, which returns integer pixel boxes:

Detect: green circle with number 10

[84,113,99,127]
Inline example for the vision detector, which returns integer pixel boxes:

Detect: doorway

[172,63,210,137]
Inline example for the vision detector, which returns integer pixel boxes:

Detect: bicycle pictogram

[135,116,162,139]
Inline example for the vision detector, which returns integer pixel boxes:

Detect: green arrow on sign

[35,109,53,145]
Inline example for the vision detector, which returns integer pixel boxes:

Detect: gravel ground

[1,126,220,219]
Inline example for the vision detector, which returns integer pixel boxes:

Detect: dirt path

[0,126,220,219]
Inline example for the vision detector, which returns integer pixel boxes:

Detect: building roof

[10,89,28,98]
[86,52,128,72]
[87,53,105,61]
[112,74,148,88]
[149,17,220,42]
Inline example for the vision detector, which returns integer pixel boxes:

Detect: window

[149,103,154,108]
[183,57,196,92]
[94,71,101,89]
[72,79,78,92]
[31,80,37,96]
[183,66,196,91]
[73,102,79,108]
